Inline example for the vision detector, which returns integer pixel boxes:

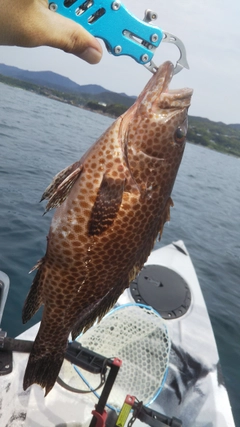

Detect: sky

[0,0,239,124]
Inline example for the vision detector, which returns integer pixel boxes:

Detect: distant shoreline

[45,92,115,117]
[1,74,239,157]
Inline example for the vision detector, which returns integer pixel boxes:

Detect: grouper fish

[22,61,193,395]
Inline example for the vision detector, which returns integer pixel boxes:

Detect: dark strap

[1,337,33,352]
[56,373,105,394]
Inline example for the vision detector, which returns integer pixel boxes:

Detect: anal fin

[41,161,83,214]
[71,277,128,340]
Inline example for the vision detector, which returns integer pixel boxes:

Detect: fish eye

[174,127,186,144]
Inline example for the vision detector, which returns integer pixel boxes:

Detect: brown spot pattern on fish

[22,61,193,395]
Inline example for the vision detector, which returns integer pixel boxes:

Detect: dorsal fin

[88,173,125,236]
[22,258,45,324]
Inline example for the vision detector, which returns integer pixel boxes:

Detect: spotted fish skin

[22,61,193,395]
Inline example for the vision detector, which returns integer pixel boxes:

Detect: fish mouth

[155,61,174,93]
[157,61,193,108]
[138,61,193,110]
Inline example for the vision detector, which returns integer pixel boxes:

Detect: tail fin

[23,325,68,396]
[23,348,64,396]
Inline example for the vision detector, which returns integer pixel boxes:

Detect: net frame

[61,303,170,412]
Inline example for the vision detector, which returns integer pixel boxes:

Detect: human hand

[0,0,102,64]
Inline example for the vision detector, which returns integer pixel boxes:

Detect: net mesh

[68,304,170,411]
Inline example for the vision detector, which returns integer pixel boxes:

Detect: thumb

[44,10,103,64]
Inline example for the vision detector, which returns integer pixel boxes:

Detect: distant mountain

[0,63,136,107]
[187,116,240,156]
[229,124,240,130]
[0,63,110,96]
[0,64,240,157]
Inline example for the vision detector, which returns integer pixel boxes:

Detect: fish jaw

[120,61,193,192]
[135,61,192,112]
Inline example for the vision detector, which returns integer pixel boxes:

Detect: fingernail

[79,47,102,64]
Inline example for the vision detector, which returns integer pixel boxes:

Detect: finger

[43,10,103,64]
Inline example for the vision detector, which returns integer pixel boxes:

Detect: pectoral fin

[41,161,83,214]
[88,173,125,236]
[158,197,174,239]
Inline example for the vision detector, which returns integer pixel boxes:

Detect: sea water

[0,83,239,424]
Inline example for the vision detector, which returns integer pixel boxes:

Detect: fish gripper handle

[48,0,163,64]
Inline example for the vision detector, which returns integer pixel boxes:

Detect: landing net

[61,303,170,411]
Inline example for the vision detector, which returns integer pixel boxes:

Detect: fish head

[122,61,193,188]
